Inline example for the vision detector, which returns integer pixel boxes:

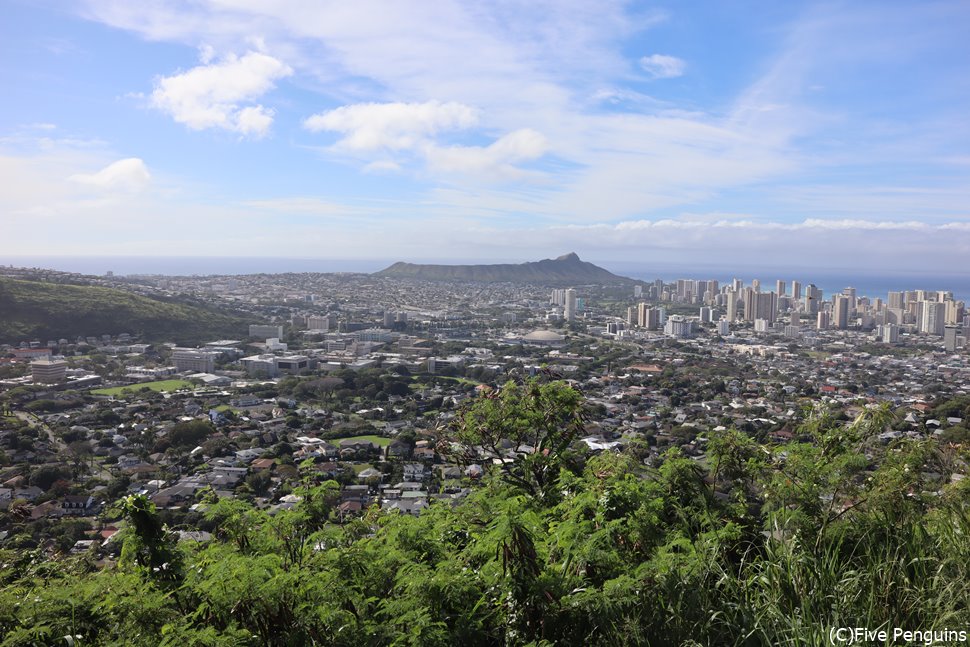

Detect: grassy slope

[0,277,249,345]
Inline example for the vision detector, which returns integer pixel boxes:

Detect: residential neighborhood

[1,266,968,560]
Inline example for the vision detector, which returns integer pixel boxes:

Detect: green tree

[445,378,587,503]
[119,494,183,585]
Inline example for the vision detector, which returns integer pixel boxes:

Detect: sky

[1,0,969,276]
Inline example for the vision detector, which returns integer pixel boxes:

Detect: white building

[171,349,219,373]
[564,288,577,322]
[31,358,67,383]
[664,315,695,338]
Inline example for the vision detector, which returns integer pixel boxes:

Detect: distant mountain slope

[0,277,249,344]
[375,253,631,284]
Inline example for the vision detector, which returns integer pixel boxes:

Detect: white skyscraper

[817,311,831,330]
[564,288,577,322]
[726,289,738,322]
[920,301,946,336]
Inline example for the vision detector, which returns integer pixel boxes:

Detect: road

[12,410,114,481]
[13,410,66,453]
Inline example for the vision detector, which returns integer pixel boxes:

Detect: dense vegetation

[1,380,968,645]
[0,278,249,344]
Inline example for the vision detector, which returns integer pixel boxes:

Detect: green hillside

[0,277,249,344]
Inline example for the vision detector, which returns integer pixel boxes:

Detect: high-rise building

[888,291,905,310]
[817,311,831,330]
[842,287,857,312]
[920,301,946,336]
[563,288,577,322]
[804,284,822,314]
[944,326,960,352]
[833,295,850,330]
[676,279,693,302]
[791,280,802,301]
[945,300,964,325]
[726,290,738,322]
[699,306,713,323]
[638,304,661,330]
[700,279,718,304]
[627,306,636,327]
[732,278,743,293]
[752,279,761,292]
[744,290,777,323]
[717,319,730,336]
[776,280,786,298]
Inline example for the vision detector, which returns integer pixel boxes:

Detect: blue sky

[1,0,969,274]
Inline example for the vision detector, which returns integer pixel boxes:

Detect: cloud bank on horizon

[1,0,968,274]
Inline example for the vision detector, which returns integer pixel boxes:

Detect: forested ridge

[0,277,248,345]
[1,380,968,646]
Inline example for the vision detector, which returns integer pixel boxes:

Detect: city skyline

[2,1,969,272]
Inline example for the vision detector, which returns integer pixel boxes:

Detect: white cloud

[65,1,970,270]
[424,129,548,177]
[69,157,150,191]
[364,160,403,173]
[639,54,686,79]
[150,51,292,137]
[303,101,479,152]
[304,101,549,179]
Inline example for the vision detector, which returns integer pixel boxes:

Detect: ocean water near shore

[3,255,969,302]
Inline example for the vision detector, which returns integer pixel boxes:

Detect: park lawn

[92,379,194,396]
[327,434,393,448]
